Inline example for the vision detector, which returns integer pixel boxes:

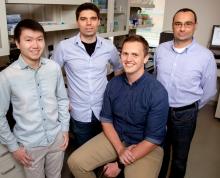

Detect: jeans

[158,102,198,178]
[70,112,102,148]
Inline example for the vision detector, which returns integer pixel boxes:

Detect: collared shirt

[100,72,169,146]
[52,33,122,122]
[154,39,217,108]
[0,56,70,152]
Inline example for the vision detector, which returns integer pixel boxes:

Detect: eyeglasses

[174,21,195,28]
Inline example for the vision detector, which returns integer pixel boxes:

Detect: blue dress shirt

[100,72,169,146]
[52,33,122,122]
[154,39,217,108]
[0,56,70,152]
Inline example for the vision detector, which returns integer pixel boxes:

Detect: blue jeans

[158,102,198,178]
[70,112,102,148]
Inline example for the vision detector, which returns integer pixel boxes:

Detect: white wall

[163,0,220,47]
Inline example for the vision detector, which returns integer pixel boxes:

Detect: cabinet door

[129,1,155,31]
[94,0,129,38]
[112,0,129,36]
[0,1,10,56]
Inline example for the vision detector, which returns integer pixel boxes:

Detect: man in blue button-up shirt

[154,8,217,178]
[0,19,70,178]
[52,3,122,147]
[67,35,169,178]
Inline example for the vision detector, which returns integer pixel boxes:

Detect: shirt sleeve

[100,83,113,123]
[153,47,159,75]
[55,65,70,132]
[144,83,169,145]
[199,54,217,108]
[51,42,65,67]
[0,72,19,152]
[109,45,123,72]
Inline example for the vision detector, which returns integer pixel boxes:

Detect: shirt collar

[171,38,196,53]
[18,55,47,70]
[123,71,147,86]
[75,33,102,48]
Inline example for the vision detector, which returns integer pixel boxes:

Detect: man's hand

[103,162,121,178]
[119,144,136,165]
[60,132,69,151]
[12,147,33,167]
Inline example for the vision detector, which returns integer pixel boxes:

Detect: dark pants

[70,112,102,148]
[158,102,198,178]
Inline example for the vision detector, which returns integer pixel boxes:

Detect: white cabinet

[5,0,89,5]
[1,0,129,57]
[6,0,90,35]
[0,144,25,178]
[93,0,129,38]
[0,1,10,57]
[4,0,90,58]
[6,0,128,37]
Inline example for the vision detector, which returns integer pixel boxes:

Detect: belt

[171,102,197,111]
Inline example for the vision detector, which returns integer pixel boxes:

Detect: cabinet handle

[1,165,16,175]
[0,150,9,157]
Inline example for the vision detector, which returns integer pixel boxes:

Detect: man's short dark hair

[76,2,100,21]
[173,8,197,24]
[122,35,149,56]
[14,19,45,43]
